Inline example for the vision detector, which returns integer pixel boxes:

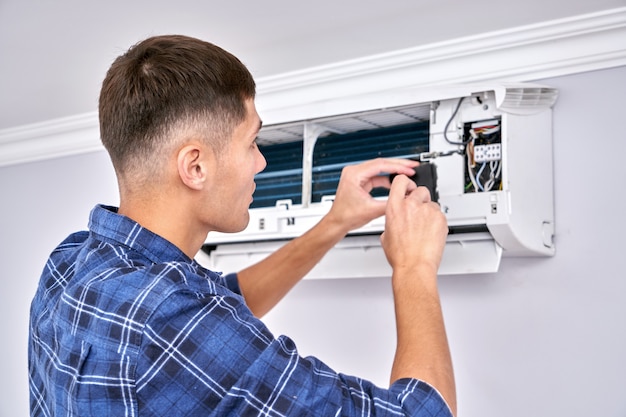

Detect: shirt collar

[88,204,192,265]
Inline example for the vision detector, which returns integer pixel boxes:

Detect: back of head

[99,35,256,187]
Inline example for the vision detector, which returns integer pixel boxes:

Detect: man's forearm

[237,159,416,317]
[236,214,348,318]
[390,266,457,416]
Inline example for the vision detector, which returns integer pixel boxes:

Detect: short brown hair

[99,35,256,179]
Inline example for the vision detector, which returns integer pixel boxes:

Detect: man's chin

[216,214,250,234]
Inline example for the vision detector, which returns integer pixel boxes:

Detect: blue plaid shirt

[28,204,452,416]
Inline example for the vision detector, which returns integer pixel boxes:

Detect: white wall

[1,66,625,416]
[0,151,118,417]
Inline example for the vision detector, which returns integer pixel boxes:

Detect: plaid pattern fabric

[28,204,452,416]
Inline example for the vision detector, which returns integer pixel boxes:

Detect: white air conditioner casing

[200,83,557,278]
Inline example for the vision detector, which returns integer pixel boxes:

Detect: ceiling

[1,0,623,130]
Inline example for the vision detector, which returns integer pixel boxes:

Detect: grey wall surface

[1,65,625,416]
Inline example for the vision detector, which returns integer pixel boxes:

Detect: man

[28,35,456,416]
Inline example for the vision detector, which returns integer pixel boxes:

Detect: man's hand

[325,158,420,235]
[381,174,448,276]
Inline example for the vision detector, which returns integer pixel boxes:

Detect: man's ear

[177,144,210,190]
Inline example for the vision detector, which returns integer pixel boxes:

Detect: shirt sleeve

[136,290,453,417]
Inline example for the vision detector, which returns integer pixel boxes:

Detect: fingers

[349,157,419,181]
[411,185,432,203]
[343,158,419,195]
[383,176,447,273]
[328,158,426,233]
[388,174,429,205]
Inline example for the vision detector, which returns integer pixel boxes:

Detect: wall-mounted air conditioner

[200,83,558,278]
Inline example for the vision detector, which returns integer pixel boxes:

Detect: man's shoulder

[40,237,240,347]
[67,242,231,304]
[37,228,236,322]
[45,230,90,264]
[56,230,90,247]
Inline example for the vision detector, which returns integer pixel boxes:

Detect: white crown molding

[255,7,626,121]
[0,113,100,167]
[1,7,625,168]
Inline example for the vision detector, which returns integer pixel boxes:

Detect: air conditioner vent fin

[257,103,431,146]
[498,87,558,114]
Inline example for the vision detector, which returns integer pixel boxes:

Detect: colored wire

[466,142,479,192]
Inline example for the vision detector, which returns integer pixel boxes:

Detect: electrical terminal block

[474,143,501,163]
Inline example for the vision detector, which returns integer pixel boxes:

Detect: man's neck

[118,196,207,260]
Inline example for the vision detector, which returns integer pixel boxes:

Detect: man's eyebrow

[251,120,263,141]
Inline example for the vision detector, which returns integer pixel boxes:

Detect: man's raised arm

[235,158,418,318]
[383,175,456,415]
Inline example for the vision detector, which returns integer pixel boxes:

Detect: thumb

[388,175,417,206]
